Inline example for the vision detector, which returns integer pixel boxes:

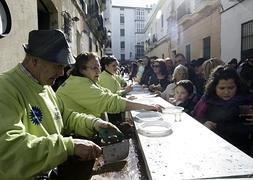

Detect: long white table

[130,91,253,180]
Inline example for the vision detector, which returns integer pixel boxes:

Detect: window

[135,42,144,59]
[96,44,98,52]
[120,7,124,11]
[121,54,125,61]
[186,44,191,61]
[120,29,125,36]
[136,8,144,20]
[241,20,253,60]
[120,41,125,49]
[203,36,211,59]
[135,21,144,33]
[172,50,177,57]
[120,14,124,24]
[89,37,92,52]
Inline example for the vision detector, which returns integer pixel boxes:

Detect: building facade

[144,0,221,61]
[0,0,107,73]
[111,1,152,61]
[220,0,253,62]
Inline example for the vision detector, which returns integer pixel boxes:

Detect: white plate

[138,121,173,137]
[135,111,162,122]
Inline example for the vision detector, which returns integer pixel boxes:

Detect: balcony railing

[177,0,191,21]
[87,0,99,17]
[194,0,216,13]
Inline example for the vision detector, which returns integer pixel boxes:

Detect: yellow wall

[146,40,170,58]
[176,9,221,60]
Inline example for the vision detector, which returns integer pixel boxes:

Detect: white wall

[124,8,136,60]
[111,7,136,60]
[0,0,37,72]
[111,6,151,61]
[221,0,253,62]
[111,7,121,59]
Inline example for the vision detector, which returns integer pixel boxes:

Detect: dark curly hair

[205,65,247,98]
[152,59,168,76]
[100,55,118,71]
[71,52,98,77]
[176,80,194,96]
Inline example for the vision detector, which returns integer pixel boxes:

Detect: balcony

[177,0,191,21]
[98,0,106,11]
[194,0,216,14]
[79,0,88,15]
[87,0,99,17]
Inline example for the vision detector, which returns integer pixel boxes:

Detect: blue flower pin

[29,106,43,125]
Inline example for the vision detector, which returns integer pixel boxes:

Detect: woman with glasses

[149,59,170,92]
[56,52,161,131]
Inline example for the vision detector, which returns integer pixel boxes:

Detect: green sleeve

[116,75,127,87]
[56,93,99,137]
[99,73,123,96]
[57,78,126,117]
[82,84,126,115]
[0,90,74,179]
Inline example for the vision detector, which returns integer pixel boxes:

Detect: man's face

[34,59,65,86]
[175,55,186,66]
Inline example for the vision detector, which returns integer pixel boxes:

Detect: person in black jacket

[139,56,156,86]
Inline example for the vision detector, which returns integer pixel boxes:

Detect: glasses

[152,64,160,68]
[86,66,101,71]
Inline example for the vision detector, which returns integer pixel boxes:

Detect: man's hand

[94,119,120,132]
[94,120,124,143]
[73,139,102,161]
[145,104,163,112]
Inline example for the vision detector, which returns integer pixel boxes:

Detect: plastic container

[137,121,173,137]
[162,106,184,122]
[135,111,162,122]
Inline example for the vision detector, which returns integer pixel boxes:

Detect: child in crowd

[193,65,253,154]
[172,80,197,114]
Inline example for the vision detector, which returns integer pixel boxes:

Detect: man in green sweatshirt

[0,29,120,180]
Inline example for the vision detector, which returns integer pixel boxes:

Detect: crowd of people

[126,52,253,156]
[0,29,253,179]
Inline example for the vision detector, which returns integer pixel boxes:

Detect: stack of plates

[135,111,173,137]
[137,121,173,137]
[135,111,162,122]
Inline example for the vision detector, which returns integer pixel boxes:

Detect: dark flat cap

[23,29,75,65]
